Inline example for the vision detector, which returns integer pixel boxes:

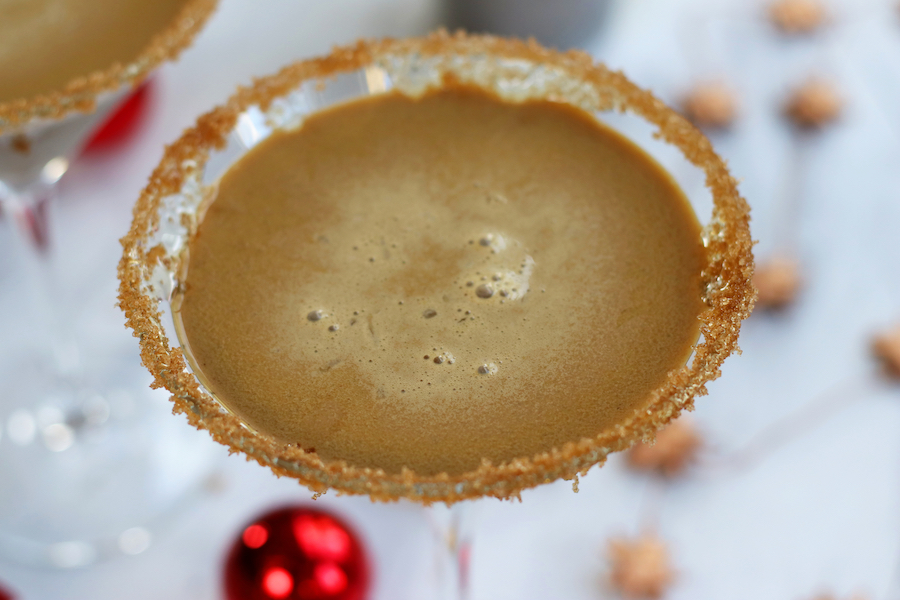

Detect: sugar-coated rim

[118,31,756,504]
[0,0,218,133]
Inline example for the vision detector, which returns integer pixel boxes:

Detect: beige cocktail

[175,85,707,478]
[120,33,755,504]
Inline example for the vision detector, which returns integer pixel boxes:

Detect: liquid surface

[0,0,190,103]
[177,87,706,476]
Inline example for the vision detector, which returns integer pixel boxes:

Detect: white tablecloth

[1,0,899,598]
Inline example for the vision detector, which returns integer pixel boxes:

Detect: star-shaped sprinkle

[753,256,802,309]
[682,82,738,129]
[872,324,900,377]
[627,419,702,478]
[769,0,827,34]
[608,534,674,599]
[785,79,843,129]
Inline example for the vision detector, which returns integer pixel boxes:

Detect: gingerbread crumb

[753,256,801,308]
[608,534,674,599]
[11,134,30,155]
[627,418,701,477]
[785,79,842,129]
[872,324,900,377]
[769,0,827,34]
[682,82,738,129]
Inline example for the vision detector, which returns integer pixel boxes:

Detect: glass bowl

[118,31,755,505]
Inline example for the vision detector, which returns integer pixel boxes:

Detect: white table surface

[1,0,900,598]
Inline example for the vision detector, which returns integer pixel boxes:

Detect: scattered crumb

[682,82,738,129]
[769,0,827,34]
[11,134,30,155]
[785,79,843,129]
[872,324,900,377]
[753,256,802,308]
[627,419,702,477]
[608,534,674,599]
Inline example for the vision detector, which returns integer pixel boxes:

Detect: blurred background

[1,0,900,598]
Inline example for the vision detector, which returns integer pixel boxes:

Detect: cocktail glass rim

[0,0,218,134]
[117,30,756,505]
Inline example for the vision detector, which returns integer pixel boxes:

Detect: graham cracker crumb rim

[0,0,218,133]
[117,31,756,505]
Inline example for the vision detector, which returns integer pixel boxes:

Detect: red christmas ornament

[0,581,15,600]
[85,80,153,151]
[224,506,370,600]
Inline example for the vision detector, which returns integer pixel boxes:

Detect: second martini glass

[119,32,755,594]
[0,0,218,567]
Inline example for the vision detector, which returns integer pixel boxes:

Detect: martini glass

[118,32,755,595]
[0,0,218,567]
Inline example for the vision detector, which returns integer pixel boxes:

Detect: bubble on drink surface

[423,309,438,319]
[475,284,494,298]
[478,255,536,301]
[432,351,456,365]
[307,310,324,322]
[328,324,340,332]
[477,363,499,375]
[478,232,507,253]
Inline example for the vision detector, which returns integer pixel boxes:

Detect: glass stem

[429,502,477,600]
[1,183,82,379]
